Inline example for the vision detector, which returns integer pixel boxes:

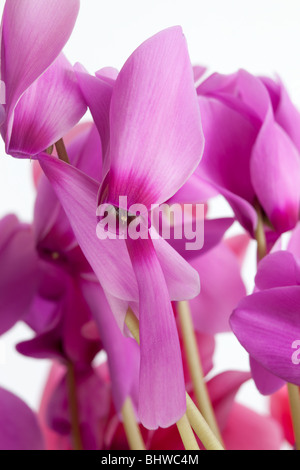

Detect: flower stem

[255,203,267,262]
[287,383,300,450]
[121,397,146,450]
[176,413,200,450]
[55,138,70,164]
[177,300,224,446]
[125,308,223,451]
[66,361,83,450]
[186,394,224,450]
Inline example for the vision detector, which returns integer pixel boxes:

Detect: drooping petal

[1,0,80,146]
[8,54,86,157]
[231,287,300,385]
[250,357,285,395]
[126,235,186,429]
[105,26,204,208]
[0,387,44,450]
[250,109,300,233]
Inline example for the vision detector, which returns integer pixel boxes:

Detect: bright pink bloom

[0,0,86,157]
[39,27,204,429]
[231,223,300,392]
[195,70,300,236]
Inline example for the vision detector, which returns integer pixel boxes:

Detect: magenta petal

[207,370,251,431]
[0,217,38,335]
[107,27,204,208]
[167,217,233,261]
[74,64,112,170]
[168,173,219,204]
[250,357,285,395]
[231,287,300,385]
[126,236,186,429]
[197,96,257,203]
[34,124,102,253]
[152,229,200,301]
[255,251,300,290]
[0,387,44,450]
[9,54,86,157]
[2,0,80,145]
[38,154,138,301]
[274,80,300,154]
[250,109,300,232]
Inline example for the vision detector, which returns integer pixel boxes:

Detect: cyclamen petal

[126,236,186,429]
[0,387,44,450]
[250,357,285,395]
[250,109,300,233]
[105,26,204,208]
[80,280,140,414]
[74,64,112,171]
[231,286,300,386]
[1,0,80,149]
[8,54,86,157]
[0,216,38,335]
[38,154,139,302]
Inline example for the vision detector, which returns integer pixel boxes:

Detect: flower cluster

[0,0,299,451]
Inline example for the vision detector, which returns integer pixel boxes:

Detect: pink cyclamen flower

[39,27,204,429]
[17,124,140,423]
[230,223,300,391]
[0,0,86,157]
[194,70,300,236]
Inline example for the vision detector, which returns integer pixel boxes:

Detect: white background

[0,0,299,424]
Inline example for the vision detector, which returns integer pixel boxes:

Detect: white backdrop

[1,0,299,420]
